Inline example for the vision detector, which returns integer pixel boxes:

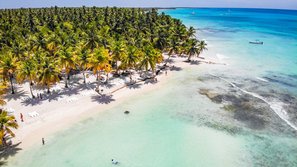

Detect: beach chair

[5,107,16,114]
[28,111,39,117]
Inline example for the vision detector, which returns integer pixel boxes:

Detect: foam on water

[210,73,297,131]
[256,77,269,82]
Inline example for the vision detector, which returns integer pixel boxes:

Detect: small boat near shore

[249,40,263,45]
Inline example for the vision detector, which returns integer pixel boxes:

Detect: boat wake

[209,73,297,131]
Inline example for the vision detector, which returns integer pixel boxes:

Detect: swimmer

[111,159,119,165]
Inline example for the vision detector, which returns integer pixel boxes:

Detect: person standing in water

[42,138,45,145]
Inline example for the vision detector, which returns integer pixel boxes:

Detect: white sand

[3,56,175,149]
[3,54,219,150]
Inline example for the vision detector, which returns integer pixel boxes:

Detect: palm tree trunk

[187,54,192,62]
[9,75,14,94]
[129,69,133,83]
[2,137,7,147]
[65,73,68,88]
[47,84,51,94]
[115,61,119,74]
[96,71,100,92]
[83,71,86,84]
[166,54,172,62]
[29,82,35,98]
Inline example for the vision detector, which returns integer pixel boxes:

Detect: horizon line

[0,6,296,11]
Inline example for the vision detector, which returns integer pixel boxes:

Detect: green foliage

[0,7,206,93]
[0,110,18,146]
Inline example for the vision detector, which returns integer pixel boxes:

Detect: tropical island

[0,7,207,150]
[1,4,297,167]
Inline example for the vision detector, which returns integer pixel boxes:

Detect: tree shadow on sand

[4,89,28,102]
[127,82,142,89]
[21,98,43,106]
[189,60,203,65]
[20,83,97,106]
[0,142,22,166]
[164,58,175,64]
[91,94,115,104]
[144,79,158,85]
[102,82,116,89]
[170,66,182,71]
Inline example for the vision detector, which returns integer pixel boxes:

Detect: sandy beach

[4,54,215,151]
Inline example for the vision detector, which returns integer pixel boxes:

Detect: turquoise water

[163,8,297,78]
[5,8,297,167]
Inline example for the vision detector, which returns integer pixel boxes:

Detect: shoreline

[5,55,199,151]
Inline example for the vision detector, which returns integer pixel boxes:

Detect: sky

[0,0,297,10]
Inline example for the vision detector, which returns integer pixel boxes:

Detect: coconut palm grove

[0,7,207,146]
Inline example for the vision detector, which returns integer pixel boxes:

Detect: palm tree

[154,31,169,51]
[46,33,62,54]
[167,38,181,58]
[16,56,37,98]
[140,45,162,77]
[186,39,199,61]
[187,26,196,38]
[111,40,127,74]
[98,25,111,49]
[121,46,141,82]
[76,45,90,84]
[87,47,111,92]
[0,110,18,146]
[84,25,100,51]
[0,83,7,106]
[186,39,207,61]
[11,41,26,60]
[197,40,208,56]
[57,47,76,88]
[37,57,60,94]
[0,51,18,94]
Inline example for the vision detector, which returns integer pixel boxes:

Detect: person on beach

[42,138,45,145]
[20,113,24,122]
[165,71,167,76]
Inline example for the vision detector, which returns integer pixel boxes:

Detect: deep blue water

[163,8,297,91]
[163,8,297,39]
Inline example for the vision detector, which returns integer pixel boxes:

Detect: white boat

[249,40,263,45]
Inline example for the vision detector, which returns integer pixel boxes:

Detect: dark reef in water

[196,74,297,136]
[199,88,268,130]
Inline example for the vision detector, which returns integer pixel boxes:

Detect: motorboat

[249,40,263,45]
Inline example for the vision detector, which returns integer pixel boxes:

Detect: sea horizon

[0,6,297,11]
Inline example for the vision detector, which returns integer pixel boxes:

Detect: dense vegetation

[0,7,207,145]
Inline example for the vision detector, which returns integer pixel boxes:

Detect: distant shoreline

[1,7,296,11]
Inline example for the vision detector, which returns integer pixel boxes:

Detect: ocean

[5,8,297,167]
